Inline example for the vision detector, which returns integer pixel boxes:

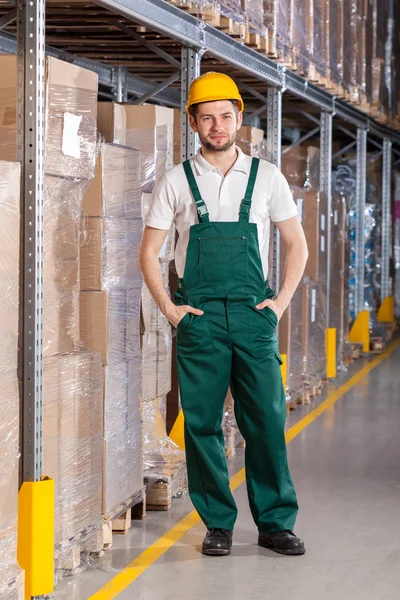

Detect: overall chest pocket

[198,237,249,283]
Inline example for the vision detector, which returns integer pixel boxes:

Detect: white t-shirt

[145,146,298,279]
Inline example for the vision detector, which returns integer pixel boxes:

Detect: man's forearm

[276,241,308,311]
[139,252,175,319]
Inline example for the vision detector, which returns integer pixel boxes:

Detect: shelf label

[62,112,82,159]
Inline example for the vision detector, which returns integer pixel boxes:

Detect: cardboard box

[0,56,98,179]
[80,289,141,365]
[97,104,174,192]
[43,175,81,356]
[236,126,265,157]
[97,103,127,145]
[82,144,142,219]
[281,145,320,190]
[102,358,143,515]
[80,217,142,291]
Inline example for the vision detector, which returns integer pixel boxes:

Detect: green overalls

[174,157,298,533]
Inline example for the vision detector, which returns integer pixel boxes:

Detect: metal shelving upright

[0,0,398,596]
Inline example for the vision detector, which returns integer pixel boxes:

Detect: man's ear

[189,114,198,133]
[236,111,243,131]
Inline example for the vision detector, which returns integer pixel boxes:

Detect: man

[138,72,308,557]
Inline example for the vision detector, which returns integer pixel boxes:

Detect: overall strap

[182,160,210,223]
[239,157,260,222]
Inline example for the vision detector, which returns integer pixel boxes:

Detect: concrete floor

[53,342,400,600]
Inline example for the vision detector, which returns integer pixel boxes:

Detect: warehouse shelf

[0,1,397,598]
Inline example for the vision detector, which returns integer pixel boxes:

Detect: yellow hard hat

[186,71,244,113]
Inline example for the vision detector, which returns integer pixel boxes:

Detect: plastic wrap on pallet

[80,217,142,291]
[281,145,320,191]
[0,56,98,177]
[0,161,21,595]
[44,176,84,357]
[142,262,171,334]
[2,573,24,600]
[0,162,20,375]
[305,0,326,79]
[222,389,242,455]
[342,0,362,101]
[142,395,187,497]
[43,352,103,560]
[301,279,327,388]
[290,0,307,75]
[330,191,351,369]
[80,285,142,366]
[333,156,382,330]
[394,173,400,318]
[329,0,344,85]
[218,0,245,23]
[82,144,142,219]
[264,0,291,59]
[141,331,172,403]
[242,0,265,35]
[97,104,174,193]
[103,357,143,516]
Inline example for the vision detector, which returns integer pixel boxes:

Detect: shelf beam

[355,128,368,315]
[180,46,200,161]
[17,0,45,493]
[381,138,392,301]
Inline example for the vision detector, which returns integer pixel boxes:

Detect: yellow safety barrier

[326,328,337,379]
[169,408,185,450]
[348,310,370,353]
[377,296,394,324]
[18,477,54,599]
[280,353,287,390]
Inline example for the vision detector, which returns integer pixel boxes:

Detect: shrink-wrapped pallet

[0,161,23,600]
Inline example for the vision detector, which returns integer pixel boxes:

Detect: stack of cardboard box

[280,145,328,401]
[0,161,24,599]
[80,139,144,518]
[0,55,104,570]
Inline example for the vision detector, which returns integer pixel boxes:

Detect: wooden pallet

[55,524,105,571]
[145,459,187,511]
[101,487,146,549]
[167,0,220,27]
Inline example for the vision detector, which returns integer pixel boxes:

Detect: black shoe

[202,529,233,556]
[258,530,306,556]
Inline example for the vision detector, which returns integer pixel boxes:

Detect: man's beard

[199,131,236,153]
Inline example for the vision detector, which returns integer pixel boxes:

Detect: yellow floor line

[89,337,400,600]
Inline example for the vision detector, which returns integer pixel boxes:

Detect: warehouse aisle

[54,342,400,600]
